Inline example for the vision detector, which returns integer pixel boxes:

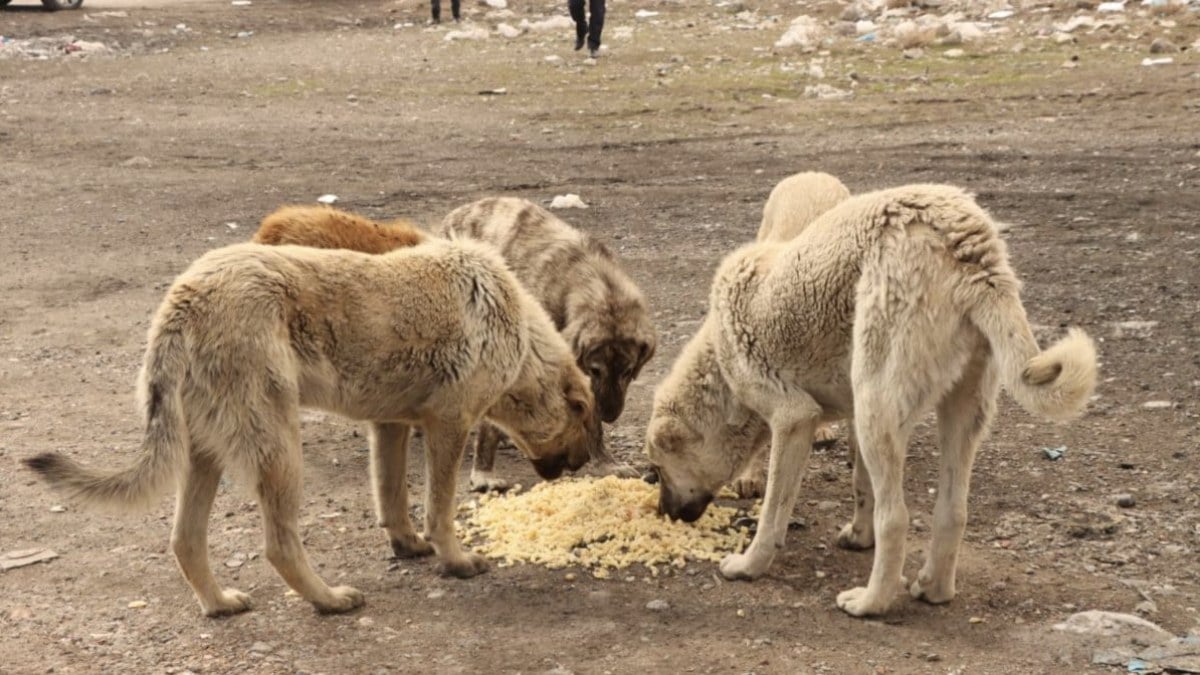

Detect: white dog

[646,184,1097,616]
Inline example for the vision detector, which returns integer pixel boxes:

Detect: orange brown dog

[253,205,426,252]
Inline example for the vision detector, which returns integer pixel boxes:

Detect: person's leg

[587,0,605,53]
[568,0,587,50]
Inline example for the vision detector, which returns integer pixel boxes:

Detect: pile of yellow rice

[459,476,752,577]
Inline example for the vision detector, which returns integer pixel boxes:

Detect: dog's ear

[633,339,656,375]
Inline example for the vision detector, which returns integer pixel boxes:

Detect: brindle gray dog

[24,239,600,617]
[438,197,657,491]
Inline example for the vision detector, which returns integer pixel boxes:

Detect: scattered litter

[520,16,573,32]
[426,589,446,600]
[127,600,148,609]
[1141,400,1173,409]
[550,194,589,209]
[445,27,490,41]
[987,9,1014,19]
[804,83,853,99]
[646,599,670,611]
[1127,658,1149,672]
[122,156,153,168]
[1110,320,1157,339]
[483,0,507,7]
[544,54,562,62]
[225,222,240,230]
[969,616,986,624]
[478,87,508,95]
[1141,57,1173,66]
[1097,0,1126,10]
[224,553,246,569]
[231,0,252,5]
[1042,446,1066,461]
[858,32,877,42]
[634,9,660,18]
[775,15,826,51]
[496,23,522,38]
[317,194,339,205]
[249,642,273,654]
[0,548,59,572]
[1053,611,1172,640]
[49,505,66,513]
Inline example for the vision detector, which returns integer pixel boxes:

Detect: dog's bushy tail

[24,308,190,511]
[971,293,1098,422]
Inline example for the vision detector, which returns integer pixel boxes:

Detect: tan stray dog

[438,197,657,491]
[24,239,601,617]
[645,184,1097,617]
[730,171,853,499]
[253,204,426,252]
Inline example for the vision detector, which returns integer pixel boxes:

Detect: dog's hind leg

[720,396,820,581]
[424,419,490,579]
[469,422,509,492]
[836,424,875,551]
[370,422,433,559]
[255,419,364,614]
[910,340,998,605]
[171,451,252,617]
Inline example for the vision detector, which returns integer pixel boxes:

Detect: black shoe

[589,46,600,58]
[574,35,585,51]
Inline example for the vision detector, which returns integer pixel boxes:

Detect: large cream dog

[24,239,600,617]
[646,184,1097,617]
[729,171,852,499]
[438,197,657,490]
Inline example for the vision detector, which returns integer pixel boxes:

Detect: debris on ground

[0,36,114,61]
[1042,446,1067,461]
[549,194,589,209]
[0,549,59,572]
[316,194,339,205]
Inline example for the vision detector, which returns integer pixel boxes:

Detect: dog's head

[488,309,602,481]
[643,403,765,523]
[579,337,656,423]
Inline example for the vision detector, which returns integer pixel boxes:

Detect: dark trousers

[568,0,605,50]
[431,0,460,23]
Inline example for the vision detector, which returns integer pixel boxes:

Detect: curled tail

[971,293,1098,422]
[24,310,190,511]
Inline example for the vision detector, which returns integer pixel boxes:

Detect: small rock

[122,156,153,168]
[249,642,273,654]
[1150,37,1178,54]
[945,48,964,57]
[483,0,506,7]
[317,194,338,205]
[1142,400,1173,409]
[1141,57,1173,66]
[427,589,446,600]
[969,616,985,624]
[49,505,67,513]
[564,573,577,582]
[646,599,670,611]
[1134,599,1158,615]
[1115,494,1136,508]
[127,600,148,609]
[803,84,852,100]
[444,27,489,41]
[736,608,746,617]
[0,549,60,571]
[357,617,375,627]
[775,15,826,51]
[496,23,521,38]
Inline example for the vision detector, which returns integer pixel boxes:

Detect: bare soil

[2,0,1199,673]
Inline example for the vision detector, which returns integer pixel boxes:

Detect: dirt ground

[2,0,1199,672]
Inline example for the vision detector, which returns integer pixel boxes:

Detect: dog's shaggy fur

[253,205,426,253]
[729,171,853,499]
[438,197,657,490]
[24,239,600,617]
[646,184,1097,617]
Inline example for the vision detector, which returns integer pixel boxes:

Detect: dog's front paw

[719,552,768,581]
[835,522,874,551]
[589,460,640,479]
[835,586,892,617]
[730,474,765,499]
[202,588,254,617]
[813,423,839,448]
[469,469,509,493]
[909,571,955,605]
[314,585,365,614]
[390,533,435,559]
[438,552,490,579]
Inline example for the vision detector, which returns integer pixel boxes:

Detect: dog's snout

[531,454,568,480]
[657,482,713,523]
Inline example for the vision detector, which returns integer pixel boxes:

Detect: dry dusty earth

[2,0,1200,672]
